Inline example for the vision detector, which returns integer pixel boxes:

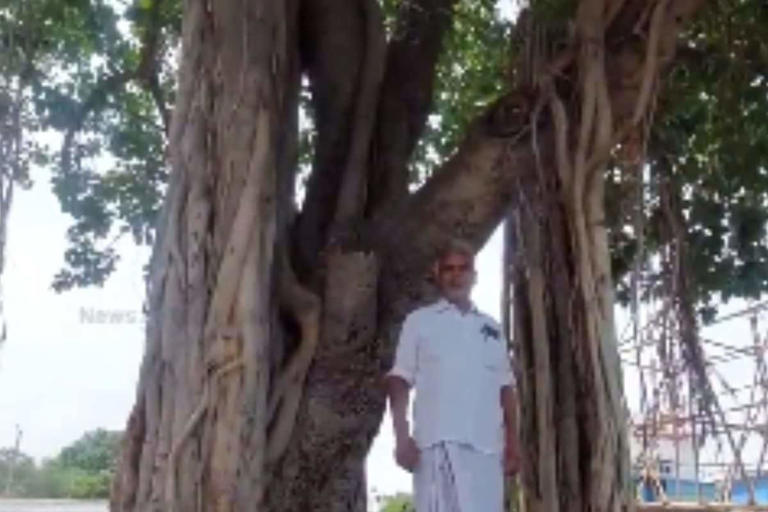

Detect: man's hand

[394,435,421,473]
[504,442,521,476]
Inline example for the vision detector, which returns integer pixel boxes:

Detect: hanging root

[632,0,670,125]
[162,114,274,510]
[263,0,382,468]
[206,111,272,331]
[547,86,573,190]
[512,0,701,509]
[164,356,244,512]
[265,245,321,464]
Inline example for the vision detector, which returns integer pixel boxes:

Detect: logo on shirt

[480,323,500,342]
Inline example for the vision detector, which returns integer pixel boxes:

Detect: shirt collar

[434,298,480,316]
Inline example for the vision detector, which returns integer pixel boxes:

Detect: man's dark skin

[385,249,521,475]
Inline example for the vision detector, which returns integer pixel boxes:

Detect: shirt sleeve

[387,313,419,386]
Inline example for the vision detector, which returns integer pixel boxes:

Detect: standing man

[385,239,520,512]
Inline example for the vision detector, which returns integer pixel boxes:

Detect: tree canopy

[1,0,178,290]
[1,0,764,322]
[606,0,768,320]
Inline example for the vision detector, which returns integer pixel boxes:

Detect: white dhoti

[413,442,503,512]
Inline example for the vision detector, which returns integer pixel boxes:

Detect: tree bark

[110,0,703,510]
[505,2,703,512]
[293,0,370,275]
[111,0,296,509]
[510,151,627,512]
[367,0,459,212]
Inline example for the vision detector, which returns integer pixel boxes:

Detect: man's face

[436,251,475,302]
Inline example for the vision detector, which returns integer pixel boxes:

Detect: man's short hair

[435,238,475,265]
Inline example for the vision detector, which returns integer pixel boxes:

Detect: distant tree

[0,447,35,496]
[58,428,122,473]
[68,470,112,500]
[377,493,414,512]
[25,459,78,498]
[0,429,122,499]
[375,486,523,511]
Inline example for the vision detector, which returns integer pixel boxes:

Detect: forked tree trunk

[110,0,703,510]
[110,1,405,510]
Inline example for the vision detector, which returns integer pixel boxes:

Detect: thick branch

[375,0,703,321]
[332,0,386,230]
[606,0,704,130]
[367,0,459,214]
[294,0,367,274]
[373,108,542,321]
[266,245,321,463]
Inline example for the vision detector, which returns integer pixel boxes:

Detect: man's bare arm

[386,375,412,441]
[386,375,420,472]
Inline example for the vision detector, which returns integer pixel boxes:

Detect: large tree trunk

[110,0,298,509]
[110,0,703,510]
[509,145,630,512]
[110,0,452,510]
[506,2,703,512]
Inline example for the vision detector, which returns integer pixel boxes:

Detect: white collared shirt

[388,298,515,454]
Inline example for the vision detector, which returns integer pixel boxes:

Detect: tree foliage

[0,0,179,290]
[606,0,768,321]
[7,0,761,324]
[0,428,121,499]
[376,492,415,512]
[57,428,122,474]
[409,0,513,182]
[0,447,36,496]
[4,0,516,287]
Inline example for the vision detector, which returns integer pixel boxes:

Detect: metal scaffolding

[620,298,768,507]
[500,206,768,510]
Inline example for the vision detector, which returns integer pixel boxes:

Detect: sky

[0,164,148,462]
